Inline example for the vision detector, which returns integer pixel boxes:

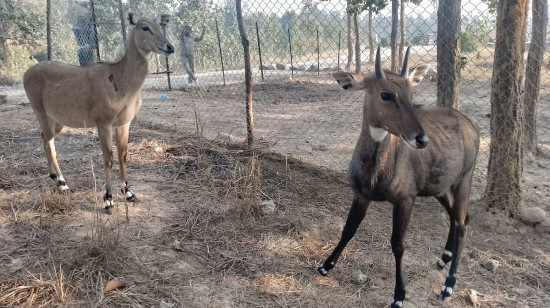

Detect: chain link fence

[3,0,550,205]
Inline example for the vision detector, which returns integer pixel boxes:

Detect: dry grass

[225,152,263,216]
[1,80,550,307]
[0,270,67,308]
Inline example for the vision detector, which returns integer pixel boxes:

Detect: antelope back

[128,13,174,56]
[333,47,430,149]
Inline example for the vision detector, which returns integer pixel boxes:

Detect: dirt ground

[1,75,550,308]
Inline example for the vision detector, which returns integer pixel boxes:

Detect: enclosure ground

[1,85,550,307]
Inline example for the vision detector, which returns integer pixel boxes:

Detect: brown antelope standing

[317,47,480,307]
[23,13,174,213]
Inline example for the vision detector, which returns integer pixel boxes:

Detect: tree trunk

[368,6,374,64]
[436,0,461,109]
[354,13,361,74]
[485,0,529,216]
[390,0,399,72]
[523,0,547,154]
[2,39,13,79]
[399,0,406,65]
[345,3,353,71]
[236,0,254,147]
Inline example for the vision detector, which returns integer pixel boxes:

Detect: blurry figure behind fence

[179,24,205,85]
[73,15,97,66]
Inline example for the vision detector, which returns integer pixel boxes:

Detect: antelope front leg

[115,123,138,202]
[37,117,68,192]
[390,198,414,308]
[97,125,115,213]
[317,195,370,275]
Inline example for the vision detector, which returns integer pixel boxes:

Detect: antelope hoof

[316,266,329,276]
[439,274,456,301]
[434,259,447,270]
[439,286,453,301]
[391,300,404,308]
[125,191,139,202]
[57,184,70,194]
[104,199,114,213]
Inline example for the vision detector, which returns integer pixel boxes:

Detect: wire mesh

[4,0,550,206]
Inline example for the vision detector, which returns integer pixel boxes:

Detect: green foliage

[0,0,45,44]
[0,46,38,77]
[461,14,495,53]
[0,0,45,78]
[348,0,388,14]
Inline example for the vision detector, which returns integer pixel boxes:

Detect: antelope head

[333,46,430,149]
[128,12,174,57]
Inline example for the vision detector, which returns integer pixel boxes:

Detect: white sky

[240,0,490,19]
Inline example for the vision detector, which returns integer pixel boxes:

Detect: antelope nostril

[415,134,428,148]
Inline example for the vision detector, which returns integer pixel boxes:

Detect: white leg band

[105,199,114,208]
[441,286,453,295]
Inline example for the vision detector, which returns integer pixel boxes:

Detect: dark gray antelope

[317,47,480,307]
[24,13,174,213]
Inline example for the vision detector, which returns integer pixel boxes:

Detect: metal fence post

[337,31,341,71]
[117,0,127,49]
[288,28,293,79]
[46,0,51,60]
[256,21,264,82]
[89,0,100,61]
[160,16,172,91]
[317,28,320,75]
[215,19,226,86]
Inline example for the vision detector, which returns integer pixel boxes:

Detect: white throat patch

[369,126,389,142]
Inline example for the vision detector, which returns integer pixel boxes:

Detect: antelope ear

[408,63,430,86]
[128,12,136,26]
[159,14,170,25]
[332,72,365,91]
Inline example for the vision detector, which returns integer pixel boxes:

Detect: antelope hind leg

[439,176,472,301]
[434,193,455,270]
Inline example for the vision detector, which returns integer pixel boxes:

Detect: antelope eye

[141,26,151,32]
[380,92,392,101]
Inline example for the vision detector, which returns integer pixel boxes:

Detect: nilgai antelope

[24,13,174,213]
[317,47,480,307]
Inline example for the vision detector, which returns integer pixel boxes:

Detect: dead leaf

[104,277,133,292]
[172,239,184,252]
[469,289,481,307]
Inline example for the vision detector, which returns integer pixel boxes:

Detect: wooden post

[46,0,51,60]
[256,21,264,82]
[215,19,226,86]
[236,0,254,147]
